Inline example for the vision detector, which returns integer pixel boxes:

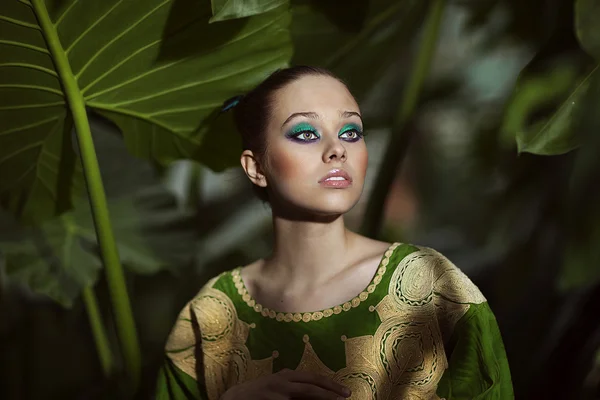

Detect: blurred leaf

[576,0,600,60]
[0,0,291,224]
[0,210,101,308]
[560,67,600,292]
[501,54,597,154]
[291,0,428,103]
[299,0,369,33]
[458,0,574,46]
[209,0,289,22]
[0,186,198,307]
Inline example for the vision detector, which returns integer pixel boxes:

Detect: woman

[156,66,513,399]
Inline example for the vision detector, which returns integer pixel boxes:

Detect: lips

[318,169,352,183]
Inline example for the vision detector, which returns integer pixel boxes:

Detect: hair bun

[220,95,245,113]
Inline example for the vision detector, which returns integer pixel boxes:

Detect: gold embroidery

[166,245,487,400]
[165,274,276,400]
[417,246,486,344]
[231,242,401,322]
[296,339,336,377]
[330,247,484,399]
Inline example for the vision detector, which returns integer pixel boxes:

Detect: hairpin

[220,95,245,113]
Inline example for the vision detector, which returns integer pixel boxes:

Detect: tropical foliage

[0,0,599,398]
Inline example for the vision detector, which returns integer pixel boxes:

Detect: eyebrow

[281,110,363,128]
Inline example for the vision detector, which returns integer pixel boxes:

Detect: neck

[263,212,357,291]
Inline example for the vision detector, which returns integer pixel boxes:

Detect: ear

[240,150,267,188]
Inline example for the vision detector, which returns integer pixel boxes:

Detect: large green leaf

[291,0,428,106]
[210,0,288,23]
[501,53,597,155]
[0,0,292,224]
[576,0,600,60]
[0,186,198,307]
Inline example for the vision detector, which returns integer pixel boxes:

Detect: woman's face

[259,74,368,217]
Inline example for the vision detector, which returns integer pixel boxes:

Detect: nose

[322,137,347,163]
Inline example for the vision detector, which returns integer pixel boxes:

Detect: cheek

[269,147,308,182]
[353,146,369,178]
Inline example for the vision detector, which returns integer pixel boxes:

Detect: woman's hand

[219,368,352,400]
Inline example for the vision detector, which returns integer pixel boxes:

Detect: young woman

[156,66,513,399]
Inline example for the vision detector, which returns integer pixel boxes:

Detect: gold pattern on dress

[230,242,401,322]
[166,244,488,400]
[296,340,336,378]
[165,274,276,400]
[335,335,390,400]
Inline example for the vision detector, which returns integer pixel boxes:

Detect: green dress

[156,242,514,399]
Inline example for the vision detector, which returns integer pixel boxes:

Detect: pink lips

[319,169,352,188]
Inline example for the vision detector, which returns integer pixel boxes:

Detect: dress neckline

[231,242,401,323]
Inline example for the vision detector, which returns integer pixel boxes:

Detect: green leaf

[0,0,292,224]
[559,67,600,292]
[210,0,289,23]
[0,186,198,307]
[501,55,597,155]
[576,0,600,60]
[291,0,428,104]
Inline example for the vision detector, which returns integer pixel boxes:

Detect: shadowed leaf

[501,53,597,155]
[209,0,288,23]
[0,186,198,307]
[576,0,600,60]
[0,0,292,224]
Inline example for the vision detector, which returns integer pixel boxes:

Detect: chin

[288,187,363,217]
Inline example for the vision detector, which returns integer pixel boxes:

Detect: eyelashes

[286,123,365,143]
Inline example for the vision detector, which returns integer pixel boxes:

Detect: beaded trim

[231,242,400,323]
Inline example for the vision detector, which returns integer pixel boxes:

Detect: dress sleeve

[155,357,206,400]
[436,302,514,400]
[154,300,209,400]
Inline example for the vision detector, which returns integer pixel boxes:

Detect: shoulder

[163,271,232,350]
[391,243,487,305]
[163,269,237,378]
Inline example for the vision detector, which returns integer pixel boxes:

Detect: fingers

[277,369,351,398]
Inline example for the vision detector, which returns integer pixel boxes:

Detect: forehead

[271,74,359,118]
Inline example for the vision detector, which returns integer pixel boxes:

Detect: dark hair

[228,65,346,203]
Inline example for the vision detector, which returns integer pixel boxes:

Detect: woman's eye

[340,129,363,141]
[295,131,318,141]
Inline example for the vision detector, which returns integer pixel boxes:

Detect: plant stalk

[82,286,115,376]
[31,0,141,389]
[360,0,446,238]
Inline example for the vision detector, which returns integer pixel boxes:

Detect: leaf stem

[30,0,141,389]
[360,0,446,238]
[82,286,115,376]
